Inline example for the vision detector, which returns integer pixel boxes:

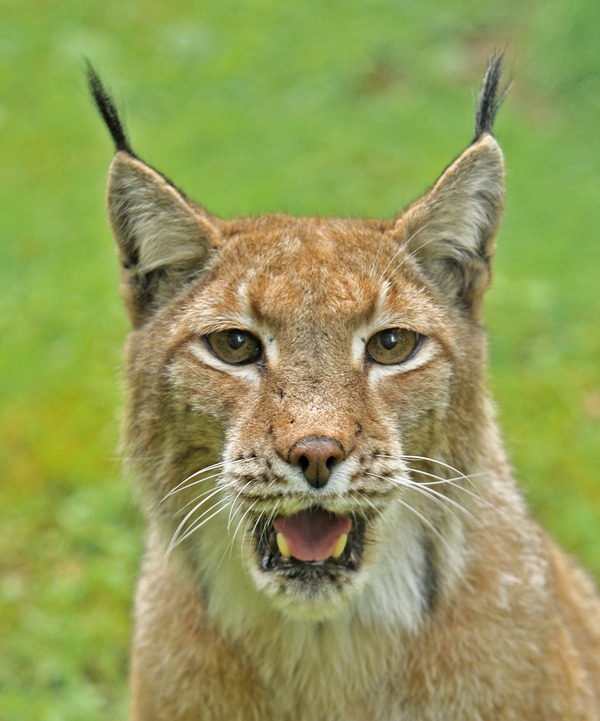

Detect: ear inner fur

[394,134,505,311]
[107,153,222,324]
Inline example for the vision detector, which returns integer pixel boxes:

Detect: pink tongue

[273,508,352,562]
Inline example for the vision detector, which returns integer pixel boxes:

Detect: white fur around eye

[262,334,279,366]
[188,338,262,381]
[369,336,437,377]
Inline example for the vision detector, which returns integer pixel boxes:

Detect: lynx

[89,56,600,720]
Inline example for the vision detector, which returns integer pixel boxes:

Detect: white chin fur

[193,496,465,635]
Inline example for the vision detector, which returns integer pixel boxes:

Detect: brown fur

[93,64,600,720]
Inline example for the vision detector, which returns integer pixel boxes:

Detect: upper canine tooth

[331,534,348,559]
[276,532,292,558]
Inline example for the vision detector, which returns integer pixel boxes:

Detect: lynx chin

[89,55,600,720]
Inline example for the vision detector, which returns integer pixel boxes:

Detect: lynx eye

[205,329,262,365]
[366,328,420,365]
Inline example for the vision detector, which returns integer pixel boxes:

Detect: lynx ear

[108,153,220,324]
[88,64,220,325]
[394,55,507,311]
[397,134,504,309]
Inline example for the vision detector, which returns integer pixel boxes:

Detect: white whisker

[405,467,488,504]
[377,453,485,497]
[170,497,232,552]
[227,479,256,530]
[226,498,260,561]
[353,490,385,521]
[393,495,451,552]
[165,486,230,561]
[159,457,252,505]
[213,496,260,573]
[368,471,453,517]
[377,222,433,281]
[175,480,237,516]
[395,473,485,531]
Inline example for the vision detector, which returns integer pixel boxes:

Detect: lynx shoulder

[89,56,600,720]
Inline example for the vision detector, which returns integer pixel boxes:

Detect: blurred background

[1,0,599,718]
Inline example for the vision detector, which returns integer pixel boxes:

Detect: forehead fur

[218,214,393,267]
[172,213,451,344]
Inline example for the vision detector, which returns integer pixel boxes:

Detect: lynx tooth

[276,532,292,558]
[331,534,348,559]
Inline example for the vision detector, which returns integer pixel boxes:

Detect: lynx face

[160,216,466,617]
[90,59,504,622]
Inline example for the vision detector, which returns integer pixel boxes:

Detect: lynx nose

[288,436,345,489]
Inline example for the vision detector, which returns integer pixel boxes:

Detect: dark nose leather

[288,436,345,489]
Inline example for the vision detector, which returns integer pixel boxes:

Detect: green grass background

[1,0,599,718]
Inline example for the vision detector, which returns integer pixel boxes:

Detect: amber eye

[205,329,262,365]
[366,328,420,365]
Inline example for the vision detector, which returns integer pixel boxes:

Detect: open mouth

[257,506,367,575]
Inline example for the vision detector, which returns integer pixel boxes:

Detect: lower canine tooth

[276,533,291,558]
[332,534,348,559]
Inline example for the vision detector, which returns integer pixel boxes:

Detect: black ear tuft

[86,61,134,155]
[474,53,509,141]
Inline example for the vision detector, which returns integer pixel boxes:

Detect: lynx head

[90,57,506,625]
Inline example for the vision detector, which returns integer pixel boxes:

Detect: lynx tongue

[273,509,352,562]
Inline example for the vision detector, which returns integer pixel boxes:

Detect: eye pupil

[380,330,398,350]
[227,330,247,350]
